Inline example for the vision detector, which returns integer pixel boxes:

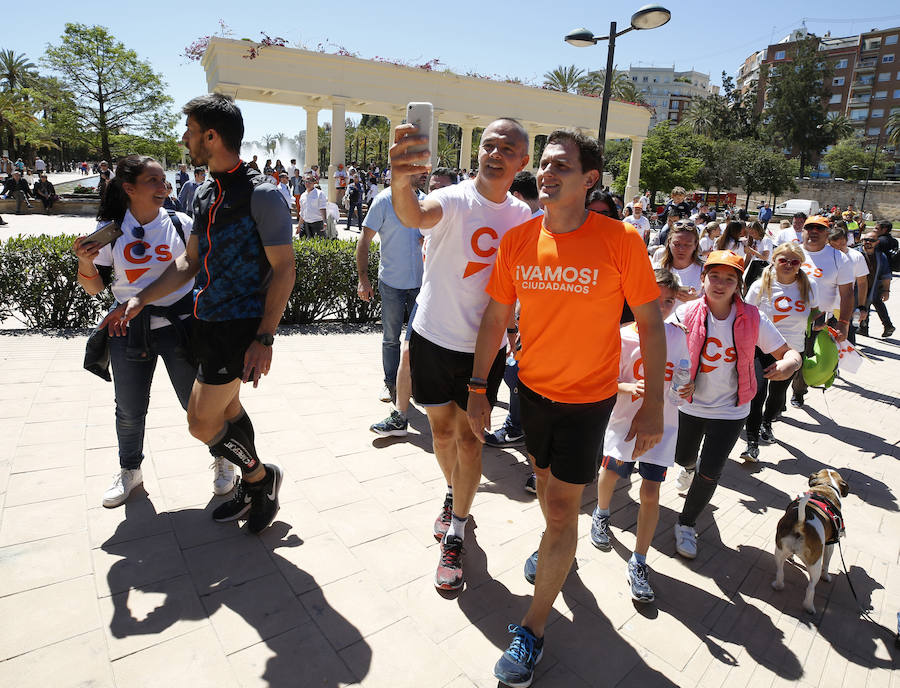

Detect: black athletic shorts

[519,382,616,485]
[409,328,505,410]
[193,317,261,385]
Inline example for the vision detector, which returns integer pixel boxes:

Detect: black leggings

[746,348,796,437]
[674,411,745,527]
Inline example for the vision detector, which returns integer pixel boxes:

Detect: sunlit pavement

[0,298,897,687]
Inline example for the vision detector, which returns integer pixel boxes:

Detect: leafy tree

[682,73,759,141]
[761,39,834,176]
[542,65,587,93]
[682,98,717,137]
[43,23,176,162]
[603,138,632,186]
[822,113,853,143]
[636,122,701,202]
[823,139,889,180]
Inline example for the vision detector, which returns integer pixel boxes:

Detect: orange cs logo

[463,226,499,278]
[699,338,736,373]
[773,296,806,323]
[124,240,151,264]
[631,358,674,400]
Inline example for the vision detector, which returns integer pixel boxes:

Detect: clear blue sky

[6,1,900,141]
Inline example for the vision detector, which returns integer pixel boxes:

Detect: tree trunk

[744,190,751,210]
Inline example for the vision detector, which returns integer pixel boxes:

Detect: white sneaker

[675,467,694,493]
[102,469,143,508]
[211,458,237,495]
[673,523,698,559]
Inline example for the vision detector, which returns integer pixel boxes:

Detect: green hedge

[0,235,380,328]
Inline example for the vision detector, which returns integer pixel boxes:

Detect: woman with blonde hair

[652,221,703,301]
[699,222,721,260]
[741,242,819,459]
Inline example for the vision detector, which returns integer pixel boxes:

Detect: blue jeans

[379,282,419,388]
[503,358,522,434]
[346,201,364,230]
[109,324,196,469]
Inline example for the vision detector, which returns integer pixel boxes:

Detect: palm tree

[885,110,900,147]
[542,65,587,93]
[581,68,631,98]
[616,81,647,104]
[0,49,37,91]
[823,113,853,143]
[682,97,717,136]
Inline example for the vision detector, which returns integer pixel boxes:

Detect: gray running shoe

[523,550,538,585]
[370,409,408,437]
[590,506,612,551]
[626,559,655,603]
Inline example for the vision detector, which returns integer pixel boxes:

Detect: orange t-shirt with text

[487,212,659,403]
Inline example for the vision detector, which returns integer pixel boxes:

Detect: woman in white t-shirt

[672,251,802,560]
[715,220,747,258]
[73,155,227,509]
[744,221,772,262]
[652,222,703,301]
[744,243,819,456]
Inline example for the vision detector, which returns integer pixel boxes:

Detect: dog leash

[834,538,900,648]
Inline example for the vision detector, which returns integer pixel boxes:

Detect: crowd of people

[67,93,897,688]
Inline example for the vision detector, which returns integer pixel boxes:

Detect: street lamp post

[565,4,671,169]
[860,129,884,215]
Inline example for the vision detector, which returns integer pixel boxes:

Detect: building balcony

[849,118,867,125]
[853,81,873,90]
[848,97,871,106]
[855,59,877,72]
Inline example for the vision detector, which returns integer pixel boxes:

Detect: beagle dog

[771,468,849,614]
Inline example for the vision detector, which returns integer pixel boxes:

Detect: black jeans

[675,411,746,527]
[746,348,796,438]
[866,290,894,330]
[302,220,324,238]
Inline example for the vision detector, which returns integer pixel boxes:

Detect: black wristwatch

[255,333,274,346]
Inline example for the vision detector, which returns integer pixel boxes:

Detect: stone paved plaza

[0,304,898,687]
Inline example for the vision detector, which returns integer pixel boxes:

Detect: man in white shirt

[390,117,532,591]
[298,173,327,237]
[287,159,297,178]
[640,190,651,211]
[828,225,868,344]
[791,215,854,407]
[624,195,642,213]
[623,202,651,244]
[775,212,806,245]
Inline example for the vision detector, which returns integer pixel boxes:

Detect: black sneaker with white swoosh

[212,477,253,522]
[246,464,283,534]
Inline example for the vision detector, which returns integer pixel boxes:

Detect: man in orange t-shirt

[467,130,666,687]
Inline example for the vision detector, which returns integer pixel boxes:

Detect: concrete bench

[0,195,100,216]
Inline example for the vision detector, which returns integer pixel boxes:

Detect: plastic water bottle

[669,359,691,406]
[851,309,861,328]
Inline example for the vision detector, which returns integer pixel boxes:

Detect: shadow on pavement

[102,499,371,686]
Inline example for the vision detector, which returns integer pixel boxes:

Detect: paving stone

[0,530,92,597]
[0,629,114,688]
[0,575,101,661]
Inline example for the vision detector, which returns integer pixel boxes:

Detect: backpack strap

[166,209,186,244]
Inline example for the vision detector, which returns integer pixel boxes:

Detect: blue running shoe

[493,624,544,688]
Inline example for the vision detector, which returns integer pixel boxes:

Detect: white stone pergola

[201,38,650,202]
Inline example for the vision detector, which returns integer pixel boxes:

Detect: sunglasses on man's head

[776,257,801,267]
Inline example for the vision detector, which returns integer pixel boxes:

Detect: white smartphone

[405,102,433,158]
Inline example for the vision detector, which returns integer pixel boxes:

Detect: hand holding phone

[404,102,433,158]
[83,221,122,249]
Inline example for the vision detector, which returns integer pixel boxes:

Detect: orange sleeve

[486,231,518,305]
[620,225,660,308]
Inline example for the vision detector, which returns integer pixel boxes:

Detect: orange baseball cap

[703,250,745,274]
[804,215,831,228]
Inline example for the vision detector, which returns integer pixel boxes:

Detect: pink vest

[683,296,760,407]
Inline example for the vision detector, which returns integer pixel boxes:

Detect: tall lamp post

[565,4,671,169]
[860,129,884,215]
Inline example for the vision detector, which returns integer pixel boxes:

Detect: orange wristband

[467,385,487,395]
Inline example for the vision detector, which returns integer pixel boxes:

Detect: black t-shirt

[877,233,898,255]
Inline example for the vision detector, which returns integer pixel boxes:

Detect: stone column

[624,136,645,201]
[430,111,440,170]
[525,129,535,171]
[328,102,346,203]
[304,106,319,172]
[459,125,474,172]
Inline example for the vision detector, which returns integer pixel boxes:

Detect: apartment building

[625,66,718,129]
[736,26,899,176]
